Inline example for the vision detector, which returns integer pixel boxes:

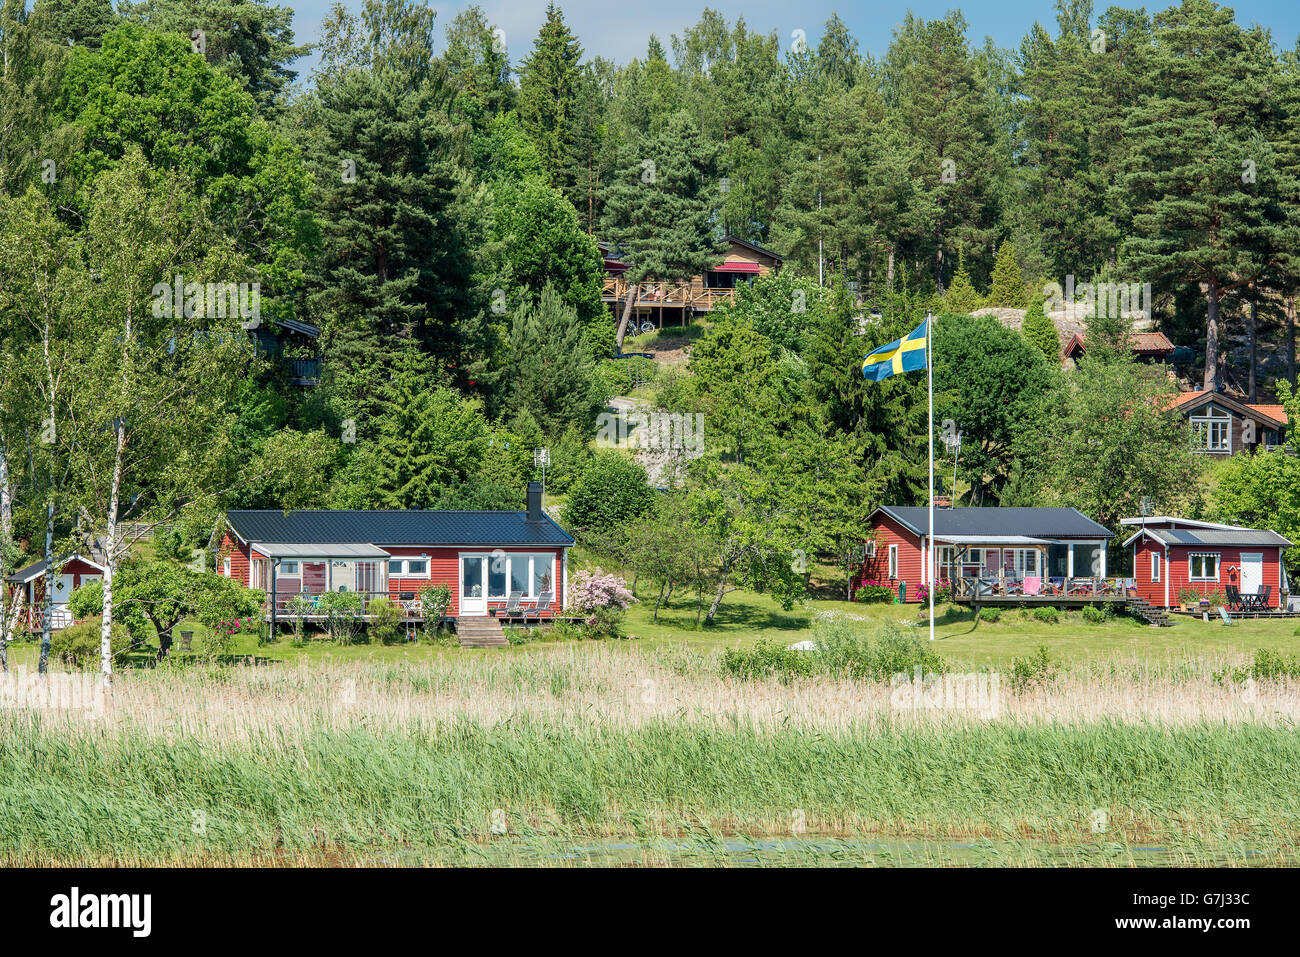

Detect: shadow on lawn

[643,596,811,634]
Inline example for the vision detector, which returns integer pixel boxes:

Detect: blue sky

[285,1,1300,83]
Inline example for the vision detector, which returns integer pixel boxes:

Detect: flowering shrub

[915,583,952,604]
[854,580,895,604]
[567,569,636,638]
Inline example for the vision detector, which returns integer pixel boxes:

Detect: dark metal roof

[4,554,106,583]
[875,506,1113,540]
[1137,527,1292,548]
[226,510,574,548]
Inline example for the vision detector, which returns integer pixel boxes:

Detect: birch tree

[66,152,250,684]
[0,188,79,674]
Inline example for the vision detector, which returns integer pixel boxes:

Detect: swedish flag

[861,319,928,381]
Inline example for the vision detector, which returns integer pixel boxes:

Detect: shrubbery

[562,450,654,536]
[1031,606,1059,624]
[49,622,130,669]
[721,621,947,683]
[1010,644,1056,689]
[977,607,1001,623]
[853,581,895,604]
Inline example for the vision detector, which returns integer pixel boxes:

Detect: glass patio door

[460,555,487,616]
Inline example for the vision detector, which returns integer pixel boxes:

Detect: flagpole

[928,311,935,643]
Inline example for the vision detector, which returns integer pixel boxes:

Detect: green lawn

[7,584,1296,673]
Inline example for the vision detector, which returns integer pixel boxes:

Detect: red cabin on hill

[1121,517,1291,609]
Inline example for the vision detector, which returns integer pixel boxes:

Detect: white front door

[1240,553,1264,596]
[460,555,487,616]
[51,574,75,608]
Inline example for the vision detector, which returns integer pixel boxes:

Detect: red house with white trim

[1121,516,1291,609]
[217,483,573,622]
[859,506,1114,602]
[3,554,106,631]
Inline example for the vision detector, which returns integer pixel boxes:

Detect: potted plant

[1177,587,1201,612]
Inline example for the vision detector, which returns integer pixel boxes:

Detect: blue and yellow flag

[861,320,928,381]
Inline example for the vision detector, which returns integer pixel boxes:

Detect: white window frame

[388,557,431,579]
[887,544,898,579]
[1190,413,1232,454]
[1189,552,1220,582]
[483,553,555,599]
[1150,552,1160,582]
[280,560,299,576]
[1012,548,1039,576]
[223,556,231,577]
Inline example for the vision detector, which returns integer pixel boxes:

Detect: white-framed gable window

[1189,552,1219,581]
[1190,411,1232,453]
[388,558,430,578]
[1151,552,1160,582]
[887,544,899,579]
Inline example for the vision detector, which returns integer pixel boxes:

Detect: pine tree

[600,111,724,350]
[1021,295,1060,362]
[1121,0,1283,390]
[987,240,1028,307]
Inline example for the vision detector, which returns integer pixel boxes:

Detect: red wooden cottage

[859,506,1115,602]
[3,554,106,631]
[1121,516,1291,609]
[217,482,573,621]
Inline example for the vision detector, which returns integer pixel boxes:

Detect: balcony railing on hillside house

[601,277,737,313]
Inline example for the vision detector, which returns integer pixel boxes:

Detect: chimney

[526,481,542,522]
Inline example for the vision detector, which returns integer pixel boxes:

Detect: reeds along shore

[1,646,1298,866]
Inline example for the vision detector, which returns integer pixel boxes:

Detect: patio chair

[1259,585,1273,611]
[1217,606,1236,626]
[530,589,555,619]
[1045,577,1065,596]
[1226,585,1243,611]
[502,590,524,620]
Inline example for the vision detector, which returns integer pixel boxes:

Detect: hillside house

[1166,390,1287,456]
[600,235,782,330]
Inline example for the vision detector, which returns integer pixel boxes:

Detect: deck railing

[264,590,423,619]
[950,576,1130,600]
[601,277,736,311]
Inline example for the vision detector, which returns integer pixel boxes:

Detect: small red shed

[3,554,106,631]
[1122,517,1291,609]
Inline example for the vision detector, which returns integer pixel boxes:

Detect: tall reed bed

[1,644,1297,865]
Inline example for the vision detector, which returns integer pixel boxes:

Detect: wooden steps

[455,616,509,648]
[1127,598,1172,627]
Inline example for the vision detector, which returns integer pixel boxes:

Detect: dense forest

[4,0,1300,640]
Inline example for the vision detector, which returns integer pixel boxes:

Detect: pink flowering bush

[568,569,636,638]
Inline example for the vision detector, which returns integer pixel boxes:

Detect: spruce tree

[1021,295,1060,362]
[943,252,982,314]
[517,3,582,185]
[987,240,1028,307]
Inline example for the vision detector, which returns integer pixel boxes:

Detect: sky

[284,0,1300,83]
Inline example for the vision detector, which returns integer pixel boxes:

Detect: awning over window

[930,535,1054,546]
[251,543,391,559]
[714,261,761,273]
